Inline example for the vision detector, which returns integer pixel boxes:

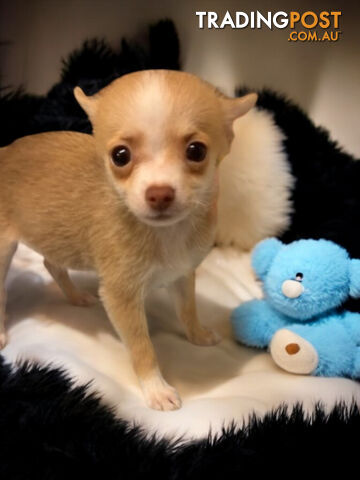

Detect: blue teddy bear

[231,238,360,378]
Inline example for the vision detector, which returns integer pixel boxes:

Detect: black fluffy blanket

[1,359,359,478]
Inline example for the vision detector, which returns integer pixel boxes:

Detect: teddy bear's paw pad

[270,329,318,374]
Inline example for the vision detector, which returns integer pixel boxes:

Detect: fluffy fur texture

[232,238,360,377]
[237,87,360,257]
[217,108,293,250]
[254,238,357,319]
[0,358,359,478]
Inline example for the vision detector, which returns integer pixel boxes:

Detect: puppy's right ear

[74,87,98,120]
[252,238,283,280]
[221,93,258,142]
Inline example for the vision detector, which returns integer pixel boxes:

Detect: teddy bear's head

[252,238,360,320]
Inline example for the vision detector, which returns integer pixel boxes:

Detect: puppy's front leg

[169,272,221,346]
[100,281,181,411]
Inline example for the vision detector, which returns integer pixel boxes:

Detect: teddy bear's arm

[282,313,360,378]
[231,299,288,348]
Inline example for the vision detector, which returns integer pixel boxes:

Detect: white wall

[1,0,359,156]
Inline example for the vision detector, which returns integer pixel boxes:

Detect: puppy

[0,70,256,410]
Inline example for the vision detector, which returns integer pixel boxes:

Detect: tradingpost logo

[196,11,342,42]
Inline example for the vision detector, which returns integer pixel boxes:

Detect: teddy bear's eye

[295,272,303,282]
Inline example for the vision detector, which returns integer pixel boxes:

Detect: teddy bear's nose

[282,279,304,298]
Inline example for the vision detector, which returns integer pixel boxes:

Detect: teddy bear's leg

[231,299,288,348]
[270,329,319,374]
[342,312,360,378]
[353,348,360,379]
[271,320,354,377]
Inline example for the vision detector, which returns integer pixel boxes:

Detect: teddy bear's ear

[349,259,360,298]
[252,238,283,280]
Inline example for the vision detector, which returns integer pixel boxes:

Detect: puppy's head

[74,71,256,227]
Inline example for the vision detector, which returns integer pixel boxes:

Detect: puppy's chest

[149,230,210,288]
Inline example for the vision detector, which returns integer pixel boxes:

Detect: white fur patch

[217,108,294,251]
[123,73,190,220]
[134,73,169,153]
[149,222,200,289]
[3,244,360,440]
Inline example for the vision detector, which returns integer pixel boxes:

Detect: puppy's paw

[142,376,182,411]
[189,326,222,346]
[69,291,98,307]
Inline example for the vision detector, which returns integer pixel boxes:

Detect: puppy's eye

[111,146,131,167]
[186,142,207,162]
[295,272,303,282]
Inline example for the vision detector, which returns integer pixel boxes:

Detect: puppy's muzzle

[146,185,175,211]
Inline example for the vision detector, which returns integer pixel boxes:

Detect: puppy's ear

[349,259,360,298]
[74,86,98,120]
[252,237,283,281]
[221,93,258,141]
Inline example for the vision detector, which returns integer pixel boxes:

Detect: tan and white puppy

[0,70,256,410]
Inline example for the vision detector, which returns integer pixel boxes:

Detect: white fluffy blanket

[3,244,360,440]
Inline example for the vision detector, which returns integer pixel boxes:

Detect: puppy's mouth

[141,209,189,227]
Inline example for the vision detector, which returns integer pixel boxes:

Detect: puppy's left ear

[221,93,258,142]
[74,86,98,121]
[349,259,360,298]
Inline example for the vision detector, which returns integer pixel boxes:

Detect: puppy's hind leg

[44,259,97,307]
[0,239,18,348]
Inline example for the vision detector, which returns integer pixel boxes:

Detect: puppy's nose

[145,185,175,211]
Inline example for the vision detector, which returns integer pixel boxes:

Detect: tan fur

[0,70,256,410]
